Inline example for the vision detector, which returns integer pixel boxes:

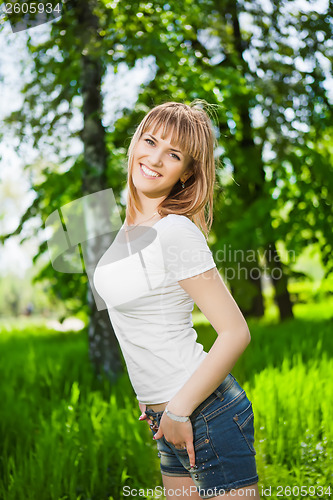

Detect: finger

[153,427,164,440]
[138,402,147,420]
[139,415,153,426]
[138,402,147,413]
[175,444,187,450]
[186,442,196,468]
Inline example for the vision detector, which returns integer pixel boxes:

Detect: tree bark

[248,270,265,317]
[75,0,123,382]
[264,241,294,320]
[228,257,265,318]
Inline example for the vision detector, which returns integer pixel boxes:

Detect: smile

[140,163,162,178]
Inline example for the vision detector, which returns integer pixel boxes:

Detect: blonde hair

[125,100,217,238]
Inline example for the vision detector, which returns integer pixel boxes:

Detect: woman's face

[131,126,193,200]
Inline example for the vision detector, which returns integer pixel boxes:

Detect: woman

[93,101,260,499]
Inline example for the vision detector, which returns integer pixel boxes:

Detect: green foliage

[0,324,161,500]
[2,0,333,316]
[198,305,333,498]
[0,298,332,499]
[249,356,333,480]
[0,272,66,317]
[195,298,333,383]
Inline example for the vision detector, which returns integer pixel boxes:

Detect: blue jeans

[145,373,259,499]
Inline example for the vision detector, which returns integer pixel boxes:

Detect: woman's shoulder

[160,213,195,227]
[158,214,206,241]
[158,214,215,278]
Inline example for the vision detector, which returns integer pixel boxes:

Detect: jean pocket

[233,402,256,455]
[166,433,208,455]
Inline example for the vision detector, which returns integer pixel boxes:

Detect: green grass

[0,294,332,499]
[0,324,160,500]
[250,356,333,491]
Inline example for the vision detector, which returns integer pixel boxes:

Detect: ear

[180,158,195,184]
[181,172,193,184]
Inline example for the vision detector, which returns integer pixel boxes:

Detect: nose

[149,149,163,168]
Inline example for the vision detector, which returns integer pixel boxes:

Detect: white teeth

[141,164,161,177]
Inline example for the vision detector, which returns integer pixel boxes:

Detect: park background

[0,0,332,498]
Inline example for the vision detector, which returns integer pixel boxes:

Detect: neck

[126,207,160,227]
[131,193,166,222]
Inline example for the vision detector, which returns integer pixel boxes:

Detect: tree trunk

[75,0,123,382]
[216,0,294,320]
[264,242,294,320]
[228,257,265,318]
[248,271,265,317]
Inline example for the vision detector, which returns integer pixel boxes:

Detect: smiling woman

[93,101,260,499]
[125,101,216,237]
[130,128,193,211]
[138,132,185,177]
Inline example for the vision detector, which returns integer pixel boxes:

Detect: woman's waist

[145,401,169,411]
[145,373,237,414]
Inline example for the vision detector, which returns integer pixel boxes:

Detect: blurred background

[0,0,332,499]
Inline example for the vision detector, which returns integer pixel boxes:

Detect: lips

[140,163,162,178]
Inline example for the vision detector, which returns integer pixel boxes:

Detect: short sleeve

[159,217,216,281]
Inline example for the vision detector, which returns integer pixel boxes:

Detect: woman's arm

[167,266,251,416]
[153,267,251,467]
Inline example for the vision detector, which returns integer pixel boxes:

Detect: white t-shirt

[93,214,217,404]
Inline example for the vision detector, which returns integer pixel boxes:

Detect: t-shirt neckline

[121,213,171,231]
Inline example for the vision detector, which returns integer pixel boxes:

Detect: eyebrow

[146,134,183,154]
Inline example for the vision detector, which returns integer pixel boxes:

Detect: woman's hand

[153,412,196,468]
[138,401,153,427]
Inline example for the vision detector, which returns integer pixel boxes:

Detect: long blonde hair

[125,100,217,238]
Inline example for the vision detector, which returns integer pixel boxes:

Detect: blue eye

[144,137,181,161]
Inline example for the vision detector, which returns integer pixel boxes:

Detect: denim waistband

[145,372,235,421]
[190,372,235,419]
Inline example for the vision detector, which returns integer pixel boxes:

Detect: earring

[181,181,185,189]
